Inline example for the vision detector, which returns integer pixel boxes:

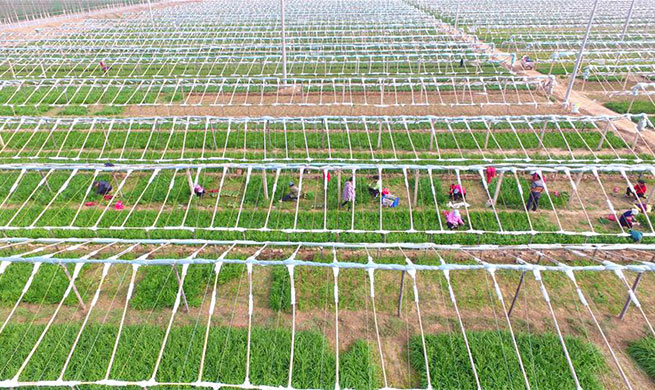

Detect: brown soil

[123,100,566,118]
[3,256,655,388]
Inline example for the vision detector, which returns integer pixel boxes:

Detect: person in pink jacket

[446,209,465,230]
[340,177,355,209]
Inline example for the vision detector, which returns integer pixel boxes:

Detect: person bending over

[93,180,112,195]
[446,209,465,230]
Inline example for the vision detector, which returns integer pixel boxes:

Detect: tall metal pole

[621,0,636,41]
[454,0,461,30]
[147,0,154,27]
[563,0,600,106]
[280,0,288,84]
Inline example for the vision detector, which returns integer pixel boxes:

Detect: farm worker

[194,184,205,198]
[381,190,399,208]
[619,208,640,229]
[93,180,112,195]
[526,172,545,212]
[626,179,647,199]
[99,61,111,73]
[340,177,355,209]
[282,181,300,201]
[630,229,643,243]
[485,166,496,184]
[449,183,466,201]
[446,209,465,230]
[368,175,382,197]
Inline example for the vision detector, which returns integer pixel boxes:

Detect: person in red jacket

[626,179,647,199]
[485,166,496,184]
[449,183,466,201]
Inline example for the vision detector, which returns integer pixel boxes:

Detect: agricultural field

[1,0,655,389]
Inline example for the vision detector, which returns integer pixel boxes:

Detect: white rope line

[510,255,582,389]
[11,262,84,382]
[435,252,481,389]
[331,248,340,390]
[568,248,655,336]
[536,250,634,389]
[244,246,266,387]
[0,114,651,164]
[287,246,301,389]
[57,262,112,381]
[473,256,532,389]
[403,256,432,390]
[364,250,388,389]
[103,262,139,382]
[0,262,41,336]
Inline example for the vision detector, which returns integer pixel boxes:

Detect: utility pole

[621,0,636,41]
[280,0,288,84]
[563,0,600,106]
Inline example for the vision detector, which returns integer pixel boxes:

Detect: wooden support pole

[39,170,54,193]
[262,170,269,199]
[337,170,342,204]
[632,130,641,149]
[619,272,643,320]
[484,126,491,149]
[596,121,611,150]
[377,121,383,149]
[413,170,419,207]
[60,264,87,312]
[397,271,406,317]
[174,265,190,313]
[507,270,526,318]
[320,125,325,150]
[591,248,598,261]
[8,60,15,78]
[491,171,505,205]
[110,171,124,198]
[568,172,584,208]
[429,130,434,150]
[186,168,194,196]
[539,122,547,148]
[627,96,635,113]
[647,184,655,206]
[0,133,5,148]
[211,125,218,150]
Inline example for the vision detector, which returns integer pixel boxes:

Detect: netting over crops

[0,0,165,25]
[0,240,653,389]
[0,0,541,114]
[411,0,655,97]
[0,162,652,241]
[2,0,655,388]
[0,115,651,164]
[0,75,556,109]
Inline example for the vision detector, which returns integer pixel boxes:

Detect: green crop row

[0,62,510,80]
[605,100,655,116]
[410,331,605,389]
[627,336,655,381]
[0,86,183,106]
[0,323,377,389]
[0,124,630,161]
[131,263,245,310]
[0,169,637,245]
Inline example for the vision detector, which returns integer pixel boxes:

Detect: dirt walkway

[434,18,655,152]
